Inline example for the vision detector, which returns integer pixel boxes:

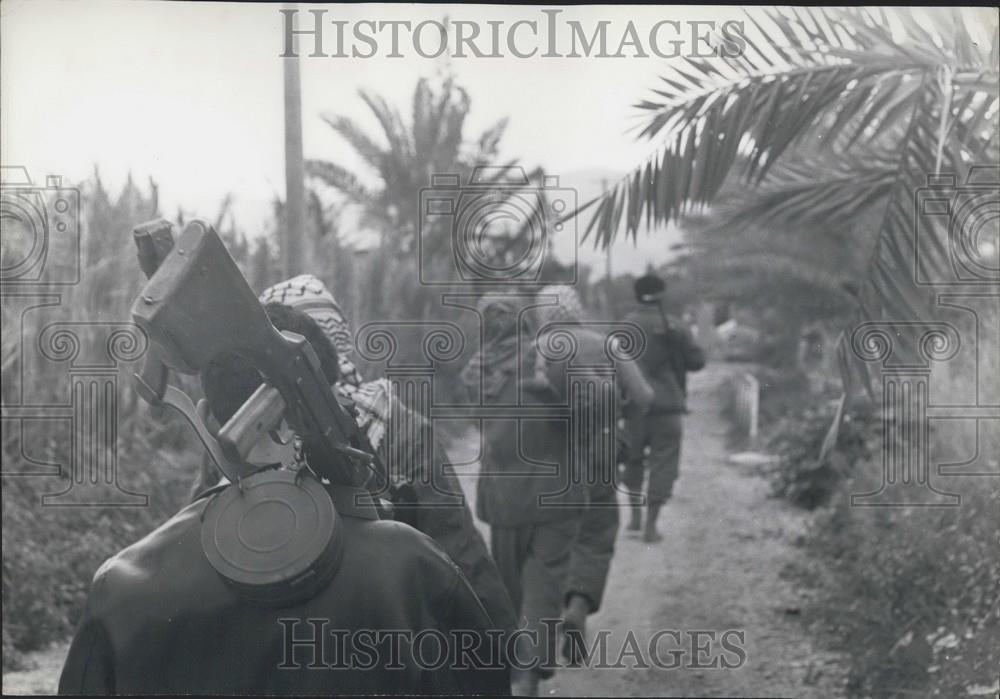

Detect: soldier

[59,300,510,695]
[255,275,516,636]
[530,285,653,665]
[622,272,706,543]
[461,296,579,695]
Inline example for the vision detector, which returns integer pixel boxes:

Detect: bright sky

[3,2,746,275]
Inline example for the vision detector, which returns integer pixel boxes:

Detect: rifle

[651,297,694,399]
[130,218,379,487]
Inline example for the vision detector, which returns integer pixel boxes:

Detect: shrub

[1,442,199,670]
[790,467,1000,697]
[766,399,880,509]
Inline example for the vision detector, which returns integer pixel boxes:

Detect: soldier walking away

[530,285,654,667]
[462,296,585,696]
[622,272,705,543]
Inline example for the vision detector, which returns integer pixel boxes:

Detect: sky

[2,2,747,276]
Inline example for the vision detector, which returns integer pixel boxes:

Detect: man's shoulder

[344,517,460,576]
[88,500,211,615]
[624,307,662,333]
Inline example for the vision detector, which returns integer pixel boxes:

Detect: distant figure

[622,273,705,542]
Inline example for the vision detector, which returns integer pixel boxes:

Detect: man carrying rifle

[58,221,510,695]
[622,272,705,543]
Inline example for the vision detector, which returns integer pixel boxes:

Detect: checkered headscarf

[537,284,584,324]
[259,275,391,451]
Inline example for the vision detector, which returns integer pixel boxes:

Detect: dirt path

[2,363,846,697]
[452,362,847,698]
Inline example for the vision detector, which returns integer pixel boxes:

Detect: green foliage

[791,473,1000,697]
[1,448,197,670]
[578,7,998,400]
[1,174,242,669]
[306,71,546,323]
[766,398,879,509]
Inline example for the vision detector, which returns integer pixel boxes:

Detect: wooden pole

[283,9,305,278]
[601,178,613,315]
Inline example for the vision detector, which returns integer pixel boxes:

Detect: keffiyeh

[259,274,391,451]
[537,284,585,324]
[461,296,528,400]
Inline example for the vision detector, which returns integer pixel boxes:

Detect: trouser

[622,412,684,505]
[564,481,618,613]
[490,517,580,677]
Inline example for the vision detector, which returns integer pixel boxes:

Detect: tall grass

[0,173,259,668]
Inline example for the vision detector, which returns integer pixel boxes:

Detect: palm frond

[304,160,373,205]
[358,89,412,165]
[711,153,898,230]
[318,113,386,171]
[578,7,994,248]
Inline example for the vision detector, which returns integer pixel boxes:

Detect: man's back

[58,484,509,695]
[625,306,705,413]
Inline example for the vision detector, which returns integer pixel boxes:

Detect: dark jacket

[372,402,517,636]
[625,306,705,414]
[58,485,510,696]
[476,342,585,528]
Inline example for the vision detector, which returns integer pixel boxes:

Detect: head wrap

[536,284,585,325]
[259,275,391,451]
[259,274,364,387]
[460,296,528,400]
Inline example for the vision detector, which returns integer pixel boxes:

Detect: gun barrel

[219,384,287,465]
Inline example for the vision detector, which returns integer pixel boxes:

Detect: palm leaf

[578,7,988,247]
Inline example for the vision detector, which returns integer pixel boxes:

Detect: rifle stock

[131,219,377,486]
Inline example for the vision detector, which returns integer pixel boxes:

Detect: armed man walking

[622,272,706,543]
[58,222,511,696]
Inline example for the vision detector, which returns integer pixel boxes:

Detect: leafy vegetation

[577,6,998,395]
[306,72,546,322]
[790,470,1000,697]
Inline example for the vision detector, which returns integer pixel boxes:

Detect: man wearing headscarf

[255,275,517,637]
[60,301,509,696]
[532,285,654,665]
[461,295,584,695]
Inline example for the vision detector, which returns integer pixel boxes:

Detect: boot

[511,668,540,696]
[627,493,642,531]
[562,594,590,666]
[643,502,663,543]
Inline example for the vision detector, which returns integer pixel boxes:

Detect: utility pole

[283,5,305,278]
[601,178,613,315]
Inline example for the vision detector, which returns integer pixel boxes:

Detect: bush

[1,442,199,671]
[790,468,1000,697]
[766,399,879,509]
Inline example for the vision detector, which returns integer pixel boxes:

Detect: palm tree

[577,7,998,394]
[306,74,542,320]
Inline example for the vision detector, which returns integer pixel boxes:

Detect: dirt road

[452,362,847,698]
[3,363,846,697]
